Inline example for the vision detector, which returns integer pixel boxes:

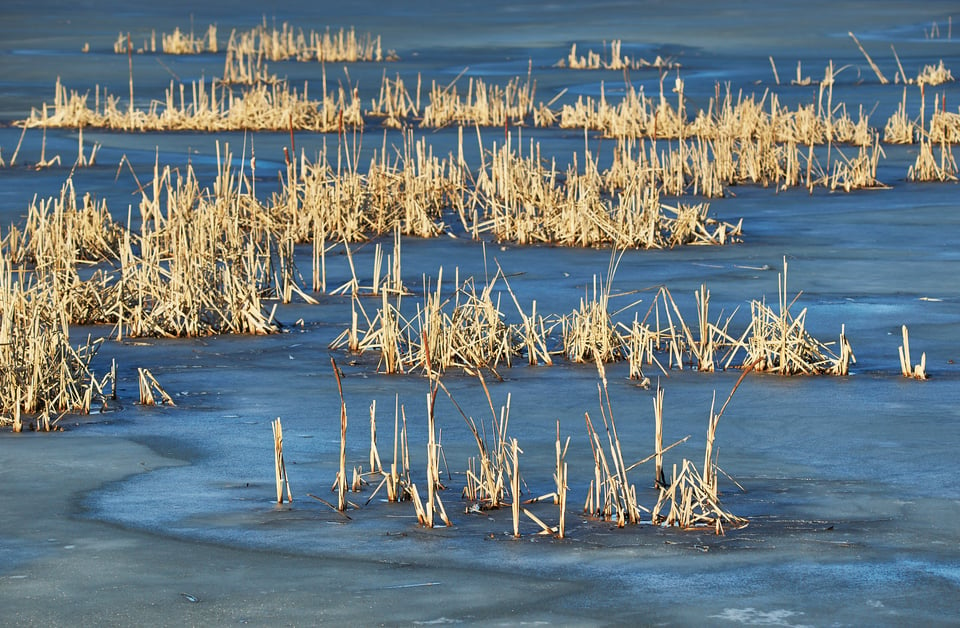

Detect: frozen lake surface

[1,1,959,625]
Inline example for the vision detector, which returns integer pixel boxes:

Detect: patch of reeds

[652,368,751,533]
[583,362,645,526]
[469,133,742,248]
[421,73,552,128]
[332,265,522,375]
[225,21,390,63]
[21,75,364,133]
[908,137,959,182]
[743,259,852,375]
[0,252,109,429]
[555,41,678,71]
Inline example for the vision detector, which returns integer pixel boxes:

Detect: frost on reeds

[743,260,853,375]
[555,41,678,71]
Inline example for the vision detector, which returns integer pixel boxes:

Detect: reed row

[21,68,955,190]
[20,62,955,145]
[113,21,389,62]
[277,360,747,536]
[555,40,678,71]
[331,257,853,379]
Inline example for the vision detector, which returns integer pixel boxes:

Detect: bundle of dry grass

[883,89,918,143]
[276,132,456,247]
[113,25,218,54]
[111,151,284,337]
[556,41,678,71]
[927,109,960,144]
[219,47,278,85]
[916,60,954,86]
[582,362,647,526]
[561,269,625,364]
[137,368,175,406]
[368,73,421,128]
[162,25,219,54]
[272,417,294,504]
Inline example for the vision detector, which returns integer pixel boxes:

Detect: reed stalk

[898,325,928,379]
[272,417,293,503]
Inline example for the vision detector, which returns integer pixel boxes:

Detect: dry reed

[137,368,175,406]
[898,325,928,379]
[272,417,293,503]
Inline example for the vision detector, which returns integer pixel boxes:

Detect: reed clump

[556,41,678,71]
[908,137,959,182]
[0,253,108,429]
[743,260,852,375]
[469,133,742,248]
[226,21,389,63]
[332,266,523,375]
[898,325,928,380]
[421,75,551,128]
[21,76,364,133]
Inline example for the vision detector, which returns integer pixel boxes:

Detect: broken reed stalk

[272,417,293,503]
[369,400,382,474]
[417,331,451,527]
[653,384,666,488]
[137,368,174,406]
[848,32,889,84]
[331,358,349,510]
[898,325,928,379]
[555,421,569,538]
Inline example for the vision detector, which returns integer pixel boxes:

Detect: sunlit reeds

[555,41,678,71]
[898,325,928,379]
[743,260,851,375]
[0,252,107,429]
